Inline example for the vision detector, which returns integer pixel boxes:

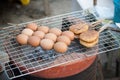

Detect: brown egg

[54,42,68,53]
[40,39,54,50]
[16,34,28,45]
[26,23,38,31]
[22,28,34,36]
[28,36,41,47]
[33,31,45,39]
[37,26,49,34]
[57,35,71,45]
[49,28,62,36]
[62,31,75,40]
[44,33,57,42]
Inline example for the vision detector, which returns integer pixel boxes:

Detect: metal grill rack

[0,9,120,79]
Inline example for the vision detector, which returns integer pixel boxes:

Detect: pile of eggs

[16,23,75,53]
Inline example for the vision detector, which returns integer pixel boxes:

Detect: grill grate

[0,9,120,79]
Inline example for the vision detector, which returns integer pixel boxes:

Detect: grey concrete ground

[0,0,119,79]
[50,0,73,16]
[0,0,73,27]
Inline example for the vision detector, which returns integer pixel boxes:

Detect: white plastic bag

[77,0,94,9]
[77,0,114,19]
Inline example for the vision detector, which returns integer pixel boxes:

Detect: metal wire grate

[0,9,120,79]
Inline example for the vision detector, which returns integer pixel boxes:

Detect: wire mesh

[0,9,120,79]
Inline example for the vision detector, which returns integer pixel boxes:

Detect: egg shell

[37,26,49,34]
[44,33,57,42]
[57,35,71,46]
[26,23,38,31]
[62,31,75,40]
[22,28,34,36]
[28,36,41,47]
[49,28,62,36]
[16,34,28,45]
[54,42,68,53]
[40,39,54,50]
[33,31,45,39]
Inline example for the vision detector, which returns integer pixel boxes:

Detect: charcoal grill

[0,8,120,80]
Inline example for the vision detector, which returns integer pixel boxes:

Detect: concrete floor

[0,0,73,27]
[50,0,73,16]
[0,0,119,79]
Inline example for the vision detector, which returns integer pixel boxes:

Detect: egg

[44,33,57,42]
[26,23,38,31]
[33,31,45,39]
[16,34,28,45]
[40,39,54,50]
[22,28,34,36]
[49,28,62,36]
[28,36,41,47]
[62,31,75,40]
[54,42,68,53]
[37,26,49,33]
[57,35,71,45]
